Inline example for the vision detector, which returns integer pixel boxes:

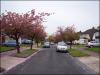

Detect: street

[1,1,99,75]
[3,46,96,74]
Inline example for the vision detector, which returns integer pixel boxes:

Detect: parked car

[22,39,32,44]
[86,41,100,48]
[66,41,71,45]
[0,42,3,46]
[79,39,87,45]
[2,40,20,47]
[56,41,68,52]
[50,42,54,45]
[43,42,50,48]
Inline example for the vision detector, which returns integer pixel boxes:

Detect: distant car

[50,42,54,45]
[66,41,71,45]
[22,39,32,44]
[43,42,50,48]
[0,42,3,46]
[86,41,100,48]
[2,40,19,47]
[56,41,68,52]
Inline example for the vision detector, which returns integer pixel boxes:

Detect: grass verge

[87,47,100,53]
[15,49,38,58]
[68,49,89,57]
[20,44,30,47]
[73,44,85,48]
[0,46,15,53]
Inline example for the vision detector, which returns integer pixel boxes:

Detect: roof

[80,27,98,40]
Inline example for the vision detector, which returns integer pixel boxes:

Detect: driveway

[2,46,97,74]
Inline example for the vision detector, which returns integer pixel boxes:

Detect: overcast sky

[1,1,99,35]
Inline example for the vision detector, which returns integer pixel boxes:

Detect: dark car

[2,40,18,47]
[66,41,71,45]
[0,42,3,46]
[43,42,50,48]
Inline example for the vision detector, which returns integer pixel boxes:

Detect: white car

[87,41,100,48]
[22,39,32,44]
[56,41,68,52]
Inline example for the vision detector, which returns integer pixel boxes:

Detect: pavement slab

[77,56,100,74]
[0,56,25,70]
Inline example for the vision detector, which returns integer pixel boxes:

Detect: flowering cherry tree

[0,9,52,52]
[0,10,38,53]
[24,11,50,49]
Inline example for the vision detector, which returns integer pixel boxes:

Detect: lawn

[68,49,89,57]
[73,44,85,48]
[0,46,15,53]
[87,47,100,53]
[21,44,30,47]
[15,49,38,58]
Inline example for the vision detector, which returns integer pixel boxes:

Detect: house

[93,31,99,42]
[77,27,98,44]
[0,33,22,44]
[80,33,90,44]
[76,31,90,44]
[73,33,90,44]
[0,33,9,43]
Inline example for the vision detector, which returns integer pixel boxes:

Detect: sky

[1,1,99,35]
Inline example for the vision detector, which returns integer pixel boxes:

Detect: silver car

[43,42,50,48]
[56,41,68,52]
[87,41,100,48]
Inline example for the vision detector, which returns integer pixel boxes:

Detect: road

[3,46,96,74]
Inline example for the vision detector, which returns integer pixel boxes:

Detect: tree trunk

[30,38,33,50]
[70,41,72,49]
[30,43,33,50]
[16,38,20,53]
[70,45,72,49]
[36,42,38,47]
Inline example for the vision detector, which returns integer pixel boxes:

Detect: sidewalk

[77,56,99,74]
[0,47,41,74]
[0,56,26,71]
[73,46,100,74]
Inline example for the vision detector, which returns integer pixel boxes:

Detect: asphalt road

[3,45,96,74]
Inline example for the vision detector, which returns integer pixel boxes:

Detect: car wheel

[90,45,93,48]
[56,50,59,52]
[66,50,69,53]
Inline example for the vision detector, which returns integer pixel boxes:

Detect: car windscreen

[44,42,49,45]
[58,42,66,46]
[91,41,96,43]
[7,41,16,43]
